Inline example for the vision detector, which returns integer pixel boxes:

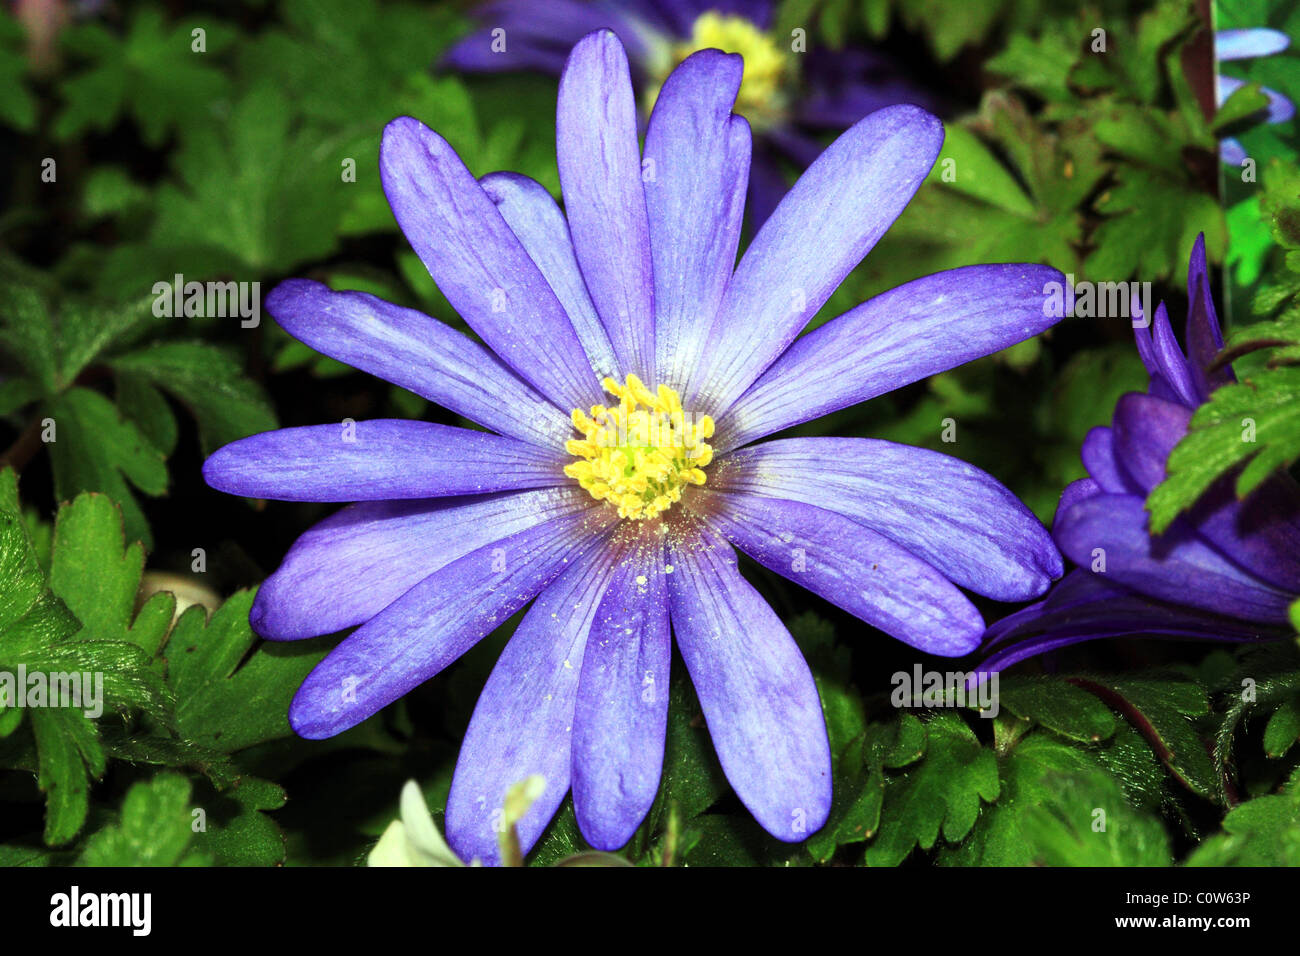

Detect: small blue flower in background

[444,0,940,225]
[1215,28,1295,166]
[980,235,1300,675]
[204,30,1063,863]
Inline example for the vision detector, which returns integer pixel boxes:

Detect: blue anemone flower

[980,235,1300,674]
[204,31,1062,862]
[443,0,940,225]
[1215,28,1295,166]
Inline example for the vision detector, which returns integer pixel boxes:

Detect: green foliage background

[0,0,1298,866]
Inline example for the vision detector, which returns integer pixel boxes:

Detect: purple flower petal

[643,49,751,391]
[479,172,619,381]
[1112,393,1300,593]
[202,421,567,502]
[557,30,656,379]
[702,490,984,655]
[288,506,617,739]
[1080,426,1135,494]
[1109,393,1189,490]
[571,536,671,850]
[251,488,596,640]
[978,569,1285,673]
[1134,301,1199,407]
[715,437,1061,601]
[380,116,599,410]
[717,264,1063,450]
[1184,233,1234,396]
[1054,478,1102,526]
[445,541,622,865]
[666,528,831,841]
[1053,493,1293,623]
[688,104,943,414]
[1193,476,1300,594]
[1216,28,1291,61]
[265,279,569,447]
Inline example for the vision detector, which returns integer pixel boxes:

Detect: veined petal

[288,506,617,739]
[571,535,671,850]
[701,491,984,655]
[643,49,751,392]
[1054,493,1293,623]
[557,30,656,379]
[252,487,597,640]
[667,528,831,841]
[718,264,1063,449]
[202,421,567,502]
[265,279,569,447]
[479,172,619,381]
[690,104,944,414]
[380,116,598,410]
[714,437,1061,601]
[445,541,623,866]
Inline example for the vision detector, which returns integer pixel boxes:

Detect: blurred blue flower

[444,0,940,224]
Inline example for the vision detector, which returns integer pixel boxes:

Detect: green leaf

[78,773,209,866]
[1262,695,1300,759]
[45,388,167,549]
[1147,367,1300,533]
[790,613,866,756]
[192,777,288,866]
[986,24,1080,103]
[1186,770,1300,866]
[151,83,344,273]
[941,734,1171,866]
[864,713,1000,866]
[82,167,152,220]
[925,124,1037,217]
[998,676,1118,743]
[0,274,58,398]
[1086,169,1225,285]
[114,375,179,458]
[110,342,275,455]
[49,492,175,658]
[1213,81,1272,134]
[0,477,167,845]
[167,591,329,753]
[0,18,37,131]
[639,671,731,847]
[55,9,234,146]
[806,712,925,863]
[1074,677,1216,798]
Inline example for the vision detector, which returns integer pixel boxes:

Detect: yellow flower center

[644,12,791,132]
[564,375,715,520]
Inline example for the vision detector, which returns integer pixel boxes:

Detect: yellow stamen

[643,12,791,132]
[564,375,714,520]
